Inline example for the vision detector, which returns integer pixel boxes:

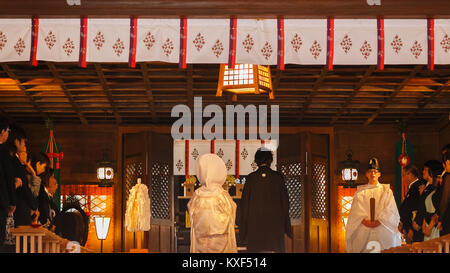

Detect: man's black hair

[254,148,273,167]
[424,160,444,178]
[6,125,27,154]
[404,165,420,179]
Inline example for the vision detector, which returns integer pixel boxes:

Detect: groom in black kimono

[239,148,292,253]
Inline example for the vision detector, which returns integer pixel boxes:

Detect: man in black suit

[398,165,426,243]
[239,148,292,253]
[439,145,450,235]
[38,169,59,232]
[0,118,13,251]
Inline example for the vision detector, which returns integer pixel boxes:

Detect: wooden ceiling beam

[364,65,423,126]
[94,63,122,124]
[140,63,158,123]
[405,80,450,122]
[0,63,49,122]
[297,68,327,122]
[330,65,376,125]
[47,63,88,125]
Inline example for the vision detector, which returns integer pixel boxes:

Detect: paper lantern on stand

[125,178,151,252]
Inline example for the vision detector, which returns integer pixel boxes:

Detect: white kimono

[345,182,402,253]
[187,153,237,253]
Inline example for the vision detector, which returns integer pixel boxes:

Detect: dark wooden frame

[114,125,337,253]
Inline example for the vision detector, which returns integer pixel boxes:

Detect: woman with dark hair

[413,160,444,241]
[27,152,50,199]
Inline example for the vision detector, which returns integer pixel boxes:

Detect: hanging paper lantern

[398,153,410,167]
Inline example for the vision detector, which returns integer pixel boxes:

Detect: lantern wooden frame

[216,64,274,101]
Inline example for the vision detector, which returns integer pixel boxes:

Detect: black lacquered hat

[368,157,381,171]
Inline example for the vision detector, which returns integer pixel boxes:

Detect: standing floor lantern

[94,216,111,253]
[216,64,274,102]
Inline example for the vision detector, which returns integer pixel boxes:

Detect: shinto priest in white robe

[187,153,237,253]
[345,182,402,252]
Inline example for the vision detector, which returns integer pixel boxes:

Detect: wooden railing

[10,225,93,253]
[382,234,450,253]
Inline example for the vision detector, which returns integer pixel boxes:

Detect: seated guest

[398,165,426,243]
[38,169,59,232]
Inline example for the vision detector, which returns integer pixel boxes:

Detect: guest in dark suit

[38,169,59,232]
[0,118,11,249]
[13,149,39,226]
[5,125,40,227]
[398,165,426,243]
[439,145,450,235]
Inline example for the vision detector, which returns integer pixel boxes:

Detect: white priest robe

[345,182,402,253]
[187,153,237,253]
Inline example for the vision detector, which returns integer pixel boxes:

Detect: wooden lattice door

[305,133,330,253]
[147,132,174,253]
[278,133,305,252]
[122,132,147,252]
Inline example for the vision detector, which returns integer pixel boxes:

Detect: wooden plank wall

[334,124,441,189]
[17,123,444,253]
[22,124,117,185]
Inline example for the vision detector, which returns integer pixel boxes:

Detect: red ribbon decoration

[326,17,334,71]
[277,17,285,70]
[428,18,435,71]
[45,130,63,170]
[78,17,87,68]
[236,140,240,179]
[185,139,189,179]
[179,17,187,69]
[228,17,237,68]
[377,17,385,71]
[30,18,39,67]
[129,17,137,68]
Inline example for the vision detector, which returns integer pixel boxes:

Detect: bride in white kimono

[346,158,402,253]
[187,153,237,253]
